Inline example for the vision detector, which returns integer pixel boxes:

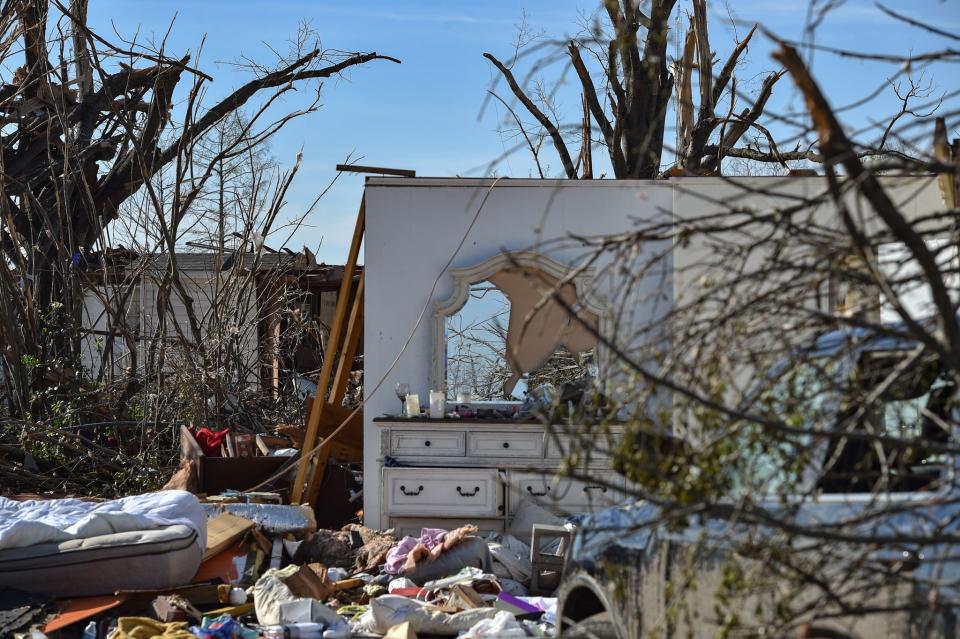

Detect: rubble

[0,488,564,638]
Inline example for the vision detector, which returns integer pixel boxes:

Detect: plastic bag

[362,595,496,636]
[458,611,528,638]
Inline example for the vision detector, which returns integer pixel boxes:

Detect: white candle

[405,393,420,417]
[429,390,445,418]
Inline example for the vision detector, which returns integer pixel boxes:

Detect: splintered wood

[204,513,255,561]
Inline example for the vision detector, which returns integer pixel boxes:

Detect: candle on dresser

[404,393,420,417]
[429,390,445,418]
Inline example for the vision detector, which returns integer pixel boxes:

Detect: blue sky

[88,1,960,263]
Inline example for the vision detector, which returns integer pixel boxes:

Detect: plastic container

[261,623,324,639]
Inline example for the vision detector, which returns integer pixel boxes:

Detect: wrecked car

[558,324,960,638]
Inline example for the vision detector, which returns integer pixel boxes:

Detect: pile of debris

[0,490,567,638]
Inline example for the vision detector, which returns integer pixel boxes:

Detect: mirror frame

[431,250,606,396]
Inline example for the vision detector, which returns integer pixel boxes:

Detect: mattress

[0,490,207,551]
[0,523,202,597]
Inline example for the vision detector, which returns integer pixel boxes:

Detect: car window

[738,349,955,496]
[817,351,953,493]
[736,357,838,496]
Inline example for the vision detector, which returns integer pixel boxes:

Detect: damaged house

[78,249,360,409]
[0,173,955,638]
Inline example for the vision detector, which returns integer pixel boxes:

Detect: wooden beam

[335,164,415,177]
[290,198,365,504]
[304,274,366,505]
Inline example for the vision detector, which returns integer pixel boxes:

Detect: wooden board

[292,199,366,504]
[204,513,254,561]
[43,595,123,634]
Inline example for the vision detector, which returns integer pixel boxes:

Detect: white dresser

[375,418,628,537]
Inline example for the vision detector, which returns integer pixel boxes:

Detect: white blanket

[0,490,206,551]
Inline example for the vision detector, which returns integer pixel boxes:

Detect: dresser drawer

[508,471,626,515]
[390,430,465,456]
[383,468,502,517]
[467,431,543,458]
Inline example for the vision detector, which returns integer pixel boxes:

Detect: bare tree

[0,2,395,494]
[537,5,960,635]
[0,1,397,418]
[483,0,785,178]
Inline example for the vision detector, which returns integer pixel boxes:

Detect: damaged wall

[362,176,947,530]
[363,178,674,529]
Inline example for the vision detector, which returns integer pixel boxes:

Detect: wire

[242,177,504,495]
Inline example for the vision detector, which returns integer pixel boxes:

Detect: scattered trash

[0,493,564,637]
[0,589,54,636]
[252,566,311,626]
[385,525,477,575]
[293,531,355,569]
[387,578,416,593]
[382,620,418,639]
[262,622,323,639]
[277,599,342,627]
[487,534,533,582]
[494,592,542,616]
[326,567,350,582]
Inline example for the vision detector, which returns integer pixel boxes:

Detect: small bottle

[262,623,325,639]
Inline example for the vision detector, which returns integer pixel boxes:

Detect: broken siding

[79,283,139,379]
[82,270,261,386]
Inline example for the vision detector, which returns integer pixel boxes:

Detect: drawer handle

[502,442,510,449]
[424,440,431,447]
[400,485,424,496]
[583,485,608,494]
[457,485,480,497]
[526,486,550,497]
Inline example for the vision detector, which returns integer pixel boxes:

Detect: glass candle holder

[404,393,420,417]
[429,390,446,418]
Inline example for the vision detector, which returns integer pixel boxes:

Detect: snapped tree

[0,0,397,418]
[484,0,784,178]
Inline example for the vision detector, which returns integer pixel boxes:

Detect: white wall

[362,175,948,529]
[671,175,945,320]
[363,178,674,528]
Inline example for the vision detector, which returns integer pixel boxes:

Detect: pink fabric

[384,528,447,574]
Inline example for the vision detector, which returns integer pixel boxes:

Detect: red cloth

[190,427,230,457]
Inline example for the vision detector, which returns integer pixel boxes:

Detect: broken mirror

[444,279,595,402]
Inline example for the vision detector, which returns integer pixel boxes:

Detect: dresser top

[373,416,624,431]
[375,415,537,425]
